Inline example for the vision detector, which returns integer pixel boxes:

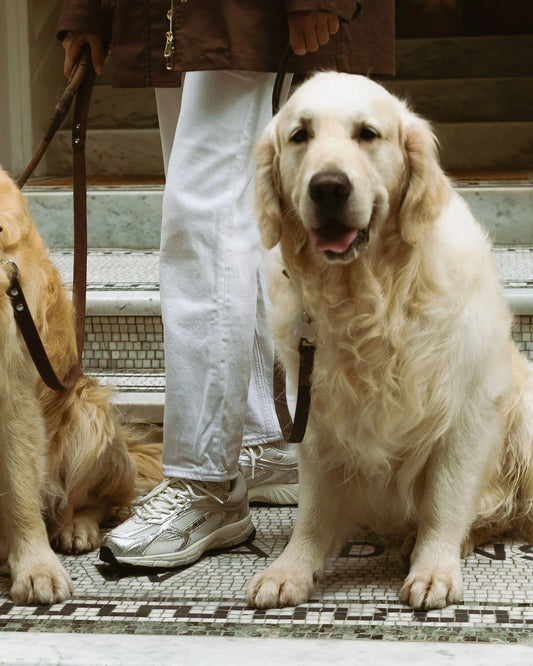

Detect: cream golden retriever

[247,73,533,610]
[0,167,162,604]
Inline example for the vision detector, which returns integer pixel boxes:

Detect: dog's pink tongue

[309,227,359,254]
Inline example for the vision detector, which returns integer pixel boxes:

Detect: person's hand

[287,11,340,56]
[62,31,106,77]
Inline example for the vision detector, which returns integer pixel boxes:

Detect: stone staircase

[23,35,533,425]
[40,34,533,177]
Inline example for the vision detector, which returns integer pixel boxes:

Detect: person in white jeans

[60,9,349,569]
[157,72,286,481]
[99,70,298,568]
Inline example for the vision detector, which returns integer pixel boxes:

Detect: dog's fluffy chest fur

[273,236,514,531]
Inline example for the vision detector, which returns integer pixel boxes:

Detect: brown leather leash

[272,285,316,444]
[5,45,95,391]
[270,46,317,443]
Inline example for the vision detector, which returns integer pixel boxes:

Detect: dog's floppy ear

[254,121,283,249]
[0,169,29,250]
[398,110,450,246]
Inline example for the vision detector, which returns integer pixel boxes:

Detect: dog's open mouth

[308,221,370,261]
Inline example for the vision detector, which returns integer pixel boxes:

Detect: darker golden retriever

[0,167,161,604]
[247,73,533,610]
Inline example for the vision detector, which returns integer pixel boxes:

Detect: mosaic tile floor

[1,506,531,644]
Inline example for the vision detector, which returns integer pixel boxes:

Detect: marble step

[26,179,533,249]
[96,372,165,425]
[44,128,164,178]
[42,119,533,177]
[437,123,533,172]
[383,78,532,123]
[394,34,533,80]
[85,86,158,129]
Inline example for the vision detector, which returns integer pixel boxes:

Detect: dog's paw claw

[10,560,73,605]
[55,515,102,554]
[399,567,463,610]
[247,566,314,609]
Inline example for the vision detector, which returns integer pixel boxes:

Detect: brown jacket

[57,0,394,88]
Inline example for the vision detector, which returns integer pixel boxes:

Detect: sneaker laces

[240,445,264,480]
[136,478,225,522]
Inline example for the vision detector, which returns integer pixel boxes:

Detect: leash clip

[296,311,316,344]
[2,259,20,282]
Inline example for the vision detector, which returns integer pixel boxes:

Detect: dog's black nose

[309,171,352,208]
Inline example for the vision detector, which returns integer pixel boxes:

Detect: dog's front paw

[10,550,73,605]
[399,563,463,609]
[247,565,315,608]
[54,513,102,554]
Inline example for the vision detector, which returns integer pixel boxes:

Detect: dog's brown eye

[290,128,308,143]
[359,127,379,142]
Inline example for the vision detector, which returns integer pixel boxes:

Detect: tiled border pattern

[0,507,531,642]
[1,599,531,627]
[82,315,533,373]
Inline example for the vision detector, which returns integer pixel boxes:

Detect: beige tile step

[49,247,533,315]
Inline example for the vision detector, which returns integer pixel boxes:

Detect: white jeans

[156,71,287,482]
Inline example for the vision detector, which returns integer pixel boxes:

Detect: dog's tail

[475,348,533,542]
[125,428,164,496]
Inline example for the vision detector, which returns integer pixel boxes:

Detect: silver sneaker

[99,472,254,568]
[239,445,298,505]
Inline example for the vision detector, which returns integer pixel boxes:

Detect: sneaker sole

[99,514,255,569]
[247,482,298,505]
